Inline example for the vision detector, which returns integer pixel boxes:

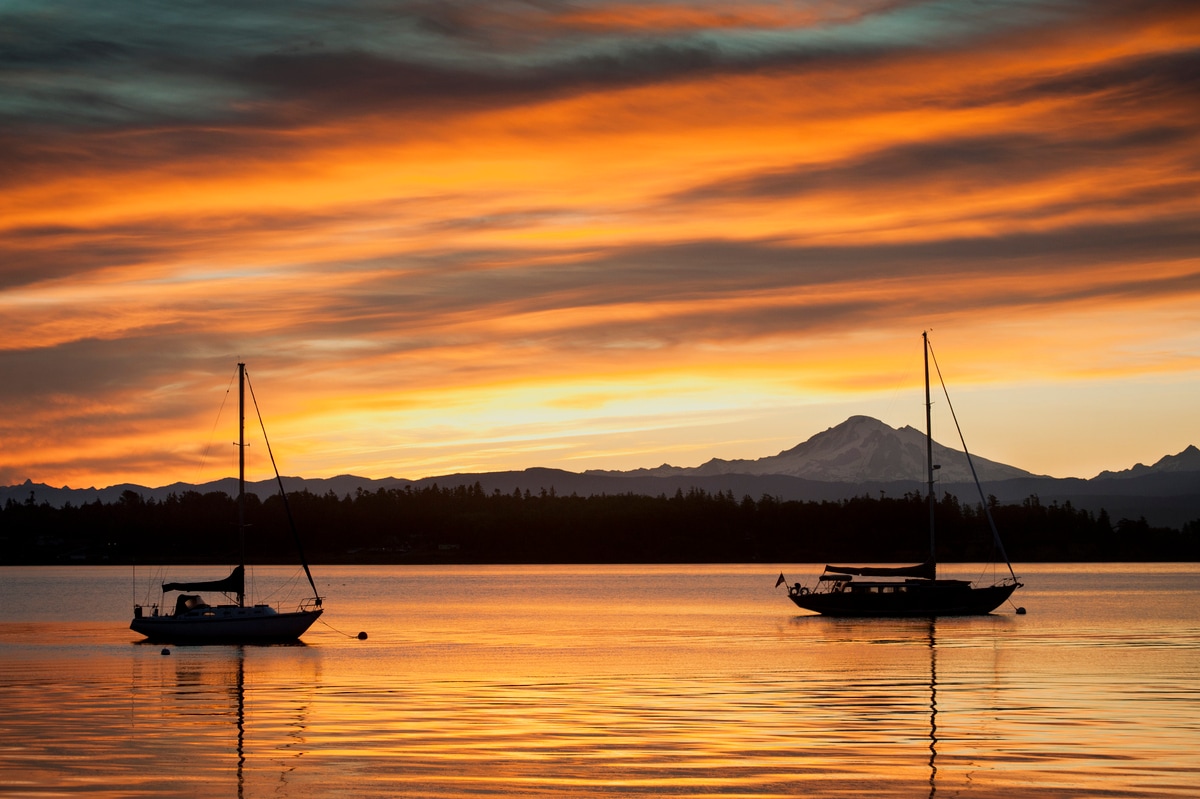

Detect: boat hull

[788,581,1018,617]
[130,607,322,643]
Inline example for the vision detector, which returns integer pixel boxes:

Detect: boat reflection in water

[784,614,967,799]
[139,644,317,799]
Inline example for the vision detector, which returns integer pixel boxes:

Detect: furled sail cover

[823,561,936,580]
[163,565,244,595]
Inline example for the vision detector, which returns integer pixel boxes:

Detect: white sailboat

[131,363,323,642]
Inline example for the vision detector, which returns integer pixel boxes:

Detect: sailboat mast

[237,362,246,608]
[924,332,936,572]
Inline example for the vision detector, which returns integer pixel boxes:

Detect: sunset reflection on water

[1,564,1197,797]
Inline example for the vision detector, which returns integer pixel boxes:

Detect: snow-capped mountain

[589,415,1038,483]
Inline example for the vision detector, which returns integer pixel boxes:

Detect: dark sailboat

[779,332,1022,616]
[131,363,324,643]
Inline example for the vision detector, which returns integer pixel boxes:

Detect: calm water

[1,564,1197,798]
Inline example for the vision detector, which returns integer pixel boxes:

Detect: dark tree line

[2,484,1196,565]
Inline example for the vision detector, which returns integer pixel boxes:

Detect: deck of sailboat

[788,577,1018,617]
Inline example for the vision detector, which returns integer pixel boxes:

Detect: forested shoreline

[3,483,1197,565]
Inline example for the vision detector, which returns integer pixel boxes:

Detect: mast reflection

[235,647,245,799]
[928,619,938,798]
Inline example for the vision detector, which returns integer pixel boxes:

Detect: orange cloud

[551,2,884,34]
[2,1,1198,486]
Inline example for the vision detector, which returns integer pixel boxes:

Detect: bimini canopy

[823,561,935,580]
[163,565,244,595]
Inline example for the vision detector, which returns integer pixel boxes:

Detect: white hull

[131,605,322,643]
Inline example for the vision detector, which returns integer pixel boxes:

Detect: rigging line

[255,567,309,604]
[243,368,323,605]
[925,338,1019,584]
[195,368,238,484]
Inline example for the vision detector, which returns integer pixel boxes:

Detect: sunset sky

[3,0,1198,489]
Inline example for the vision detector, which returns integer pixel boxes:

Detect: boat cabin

[173,594,209,615]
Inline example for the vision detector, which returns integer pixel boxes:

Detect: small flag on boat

[775,573,786,588]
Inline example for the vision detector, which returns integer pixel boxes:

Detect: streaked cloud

[2,0,1198,487]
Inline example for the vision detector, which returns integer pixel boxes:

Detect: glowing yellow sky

[2,1,1198,487]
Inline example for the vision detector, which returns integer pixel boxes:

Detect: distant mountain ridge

[587,415,1038,483]
[1094,444,1200,479]
[5,416,1199,527]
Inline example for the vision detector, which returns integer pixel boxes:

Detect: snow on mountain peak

[630,416,1037,483]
